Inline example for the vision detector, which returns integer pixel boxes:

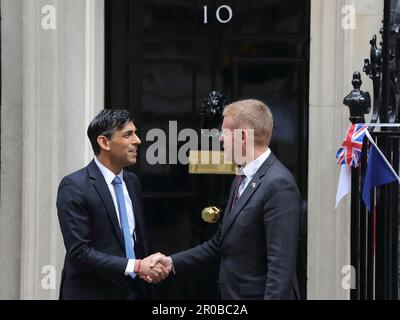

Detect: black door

[106,0,310,299]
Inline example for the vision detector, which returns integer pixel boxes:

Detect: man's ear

[242,129,247,142]
[242,128,255,144]
[97,135,111,152]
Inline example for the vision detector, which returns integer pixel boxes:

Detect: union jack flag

[336,124,368,167]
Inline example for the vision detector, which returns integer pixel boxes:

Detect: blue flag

[362,144,398,211]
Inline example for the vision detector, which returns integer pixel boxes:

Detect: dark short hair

[87,109,134,156]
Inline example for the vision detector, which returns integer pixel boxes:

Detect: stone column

[0,0,24,300]
[0,0,104,299]
[308,0,383,299]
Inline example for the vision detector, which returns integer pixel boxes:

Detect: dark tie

[231,175,246,210]
[112,176,136,279]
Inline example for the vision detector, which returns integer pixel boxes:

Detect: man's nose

[133,135,141,145]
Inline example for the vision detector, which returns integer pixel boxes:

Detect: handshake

[134,253,173,283]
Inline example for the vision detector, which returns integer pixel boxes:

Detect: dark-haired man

[56,109,168,300]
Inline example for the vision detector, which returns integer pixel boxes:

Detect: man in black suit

[150,99,301,300]
[56,109,168,300]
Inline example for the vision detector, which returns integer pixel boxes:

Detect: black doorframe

[105,0,309,300]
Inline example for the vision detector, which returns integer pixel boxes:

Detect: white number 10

[203,5,233,24]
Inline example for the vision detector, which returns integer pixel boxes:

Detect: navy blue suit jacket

[172,152,301,300]
[56,160,152,300]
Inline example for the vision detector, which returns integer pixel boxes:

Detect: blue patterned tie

[112,176,136,279]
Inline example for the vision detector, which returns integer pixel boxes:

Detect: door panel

[106,0,309,299]
[233,0,309,36]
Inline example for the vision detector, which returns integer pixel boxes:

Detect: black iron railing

[346,0,400,299]
[349,131,399,300]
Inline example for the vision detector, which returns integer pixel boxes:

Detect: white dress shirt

[94,158,136,276]
[237,148,271,197]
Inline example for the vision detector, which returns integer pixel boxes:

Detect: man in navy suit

[56,109,168,300]
[150,99,301,300]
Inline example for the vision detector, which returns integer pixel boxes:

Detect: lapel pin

[251,182,256,188]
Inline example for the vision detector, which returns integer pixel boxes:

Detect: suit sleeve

[56,176,128,283]
[263,175,300,299]
[171,223,221,277]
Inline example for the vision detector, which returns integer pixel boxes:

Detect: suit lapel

[221,152,277,240]
[221,176,261,239]
[87,160,124,248]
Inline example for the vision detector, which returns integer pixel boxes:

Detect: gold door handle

[201,206,221,224]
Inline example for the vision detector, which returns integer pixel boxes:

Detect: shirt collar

[94,158,124,185]
[240,148,271,180]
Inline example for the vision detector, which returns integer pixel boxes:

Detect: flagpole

[365,130,400,183]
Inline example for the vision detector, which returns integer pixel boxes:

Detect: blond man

[151,99,301,300]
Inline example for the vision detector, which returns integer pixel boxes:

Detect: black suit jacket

[56,160,152,300]
[172,152,301,300]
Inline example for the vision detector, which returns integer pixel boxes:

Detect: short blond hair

[223,99,273,147]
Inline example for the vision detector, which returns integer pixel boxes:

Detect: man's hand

[150,252,173,272]
[138,252,173,284]
[137,253,170,283]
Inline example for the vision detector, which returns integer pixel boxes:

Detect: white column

[0,0,105,299]
[308,0,383,299]
[84,0,105,163]
[0,0,24,299]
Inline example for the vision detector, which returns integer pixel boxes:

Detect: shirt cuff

[125,259,136,276]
